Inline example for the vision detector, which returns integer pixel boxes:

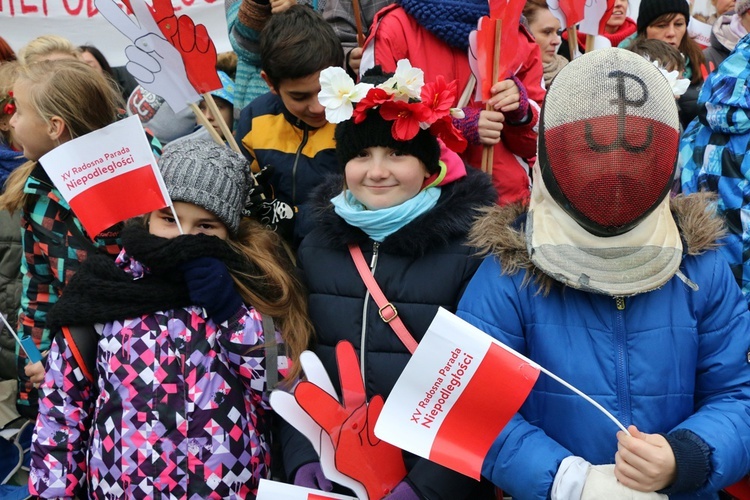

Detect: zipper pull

[370,242,379,268]
[615,297,626,310]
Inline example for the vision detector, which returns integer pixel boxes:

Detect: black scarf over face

[47,221,271,330]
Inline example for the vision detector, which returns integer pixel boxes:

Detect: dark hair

[79,45,115,79]
[0,37,16,63]
[260,5,343,89]
[635,12,704,84]
[627,37,685,73]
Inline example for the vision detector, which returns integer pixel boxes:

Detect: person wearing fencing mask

[456,48,750,500]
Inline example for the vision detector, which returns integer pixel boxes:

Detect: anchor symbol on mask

[585,70,653,153]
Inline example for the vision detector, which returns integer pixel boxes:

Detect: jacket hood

[698,36,750,135]
[467,192,725,294]
[710,12,740,52]
[309,167,496,256]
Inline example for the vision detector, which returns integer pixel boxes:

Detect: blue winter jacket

[456,198,750,500]
[680,35,750,304]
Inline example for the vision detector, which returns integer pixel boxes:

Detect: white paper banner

[257,479,357,500]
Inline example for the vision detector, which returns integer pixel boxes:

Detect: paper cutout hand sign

[270,352,369,499]
[95,0,200,112]
[295,342,407,500]
[149,0,222,94]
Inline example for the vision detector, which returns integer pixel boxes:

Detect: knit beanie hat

[157,140,251,234]
[335,110,441,174]
[737,0,750,16]
[637,0,690,33]
[127,85,197,144]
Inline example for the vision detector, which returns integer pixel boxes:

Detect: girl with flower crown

[281,63,498,500]
[359,0,546,206]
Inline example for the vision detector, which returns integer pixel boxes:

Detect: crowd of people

[0,0,749,498]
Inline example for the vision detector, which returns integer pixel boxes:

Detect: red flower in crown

[420,76,456,126]
[352,87,392,124]
[379,99,432,141]
[2,90,14,116]
[430,115,468,153]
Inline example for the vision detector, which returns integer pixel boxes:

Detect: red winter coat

[362,5,546,205]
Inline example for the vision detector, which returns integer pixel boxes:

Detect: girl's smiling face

[345,146,429,210]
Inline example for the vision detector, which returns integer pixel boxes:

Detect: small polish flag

[257,479,357,500]
[374,308,540,480]
[40,115,170,237]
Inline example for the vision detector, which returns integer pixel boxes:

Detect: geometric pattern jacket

[680,36,750,306]
[17,163,120,415]
[30,251,288,499]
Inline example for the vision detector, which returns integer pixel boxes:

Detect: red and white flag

[257,479,357,500]
[40,115,171,237]
[374,308,540,480]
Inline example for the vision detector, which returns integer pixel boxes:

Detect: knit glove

[294,462,334,491]
[180,257,243,324]
[385,480,420,500]
[503,75,531,125]
[581,465,668,500]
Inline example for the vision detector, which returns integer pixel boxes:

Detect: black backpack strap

[262,314,278,391]
[60,209,101,256]
[59,325,98,384]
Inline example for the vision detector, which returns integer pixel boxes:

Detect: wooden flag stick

[585,34,595,53]
[566,25,578,59]
[481,20,502,175]
[351,0,366,46]
[203,92,242,154]
[189,101,224,145]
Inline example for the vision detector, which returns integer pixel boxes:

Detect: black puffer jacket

[285,167,497,500]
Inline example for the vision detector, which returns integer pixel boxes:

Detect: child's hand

[488,79,520,113]
[24,352,48,386]
[615,425,677,492]
[271,0,296,14]
[478,110,504,145]
[347,47,364,76]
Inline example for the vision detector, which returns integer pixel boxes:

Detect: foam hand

[295,341,407,500]
[150,0,222,94]
[95,0,200,112]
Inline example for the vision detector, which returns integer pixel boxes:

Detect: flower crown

[1,91,14,115]
[650,60,690,98]
[318,60,467,153]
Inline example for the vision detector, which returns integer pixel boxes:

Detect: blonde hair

[227,218,313,382]
[17,35,80,65]
[0,60,121,212]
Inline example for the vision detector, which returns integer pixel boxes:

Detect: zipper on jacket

[291,125,309,208]
[359,242,380,382]
[613,297,632,427]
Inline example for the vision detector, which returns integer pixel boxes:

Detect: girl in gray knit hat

[31,140,313,499]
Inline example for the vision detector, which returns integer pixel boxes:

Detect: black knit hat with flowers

[320,62,467,174]
[335,68,441,174]
[636,0,690,34]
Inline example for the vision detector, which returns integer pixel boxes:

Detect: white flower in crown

[318,66,374,123]
[381,59,424,101]
[652,61,690,98]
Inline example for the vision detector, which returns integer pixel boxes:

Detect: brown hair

[0,60,121,213]
[636,13,705,85]
[0,36,16,63]
[627,37,685,73]
[523,0,552,26]
[227,218,313,381]
[260,5,343,89]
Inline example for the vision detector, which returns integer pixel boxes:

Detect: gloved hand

[294,462,333,491]
[581,465,668,500]
[180,257,243,324]
[385,481,420,500]
[503,75,530,124]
